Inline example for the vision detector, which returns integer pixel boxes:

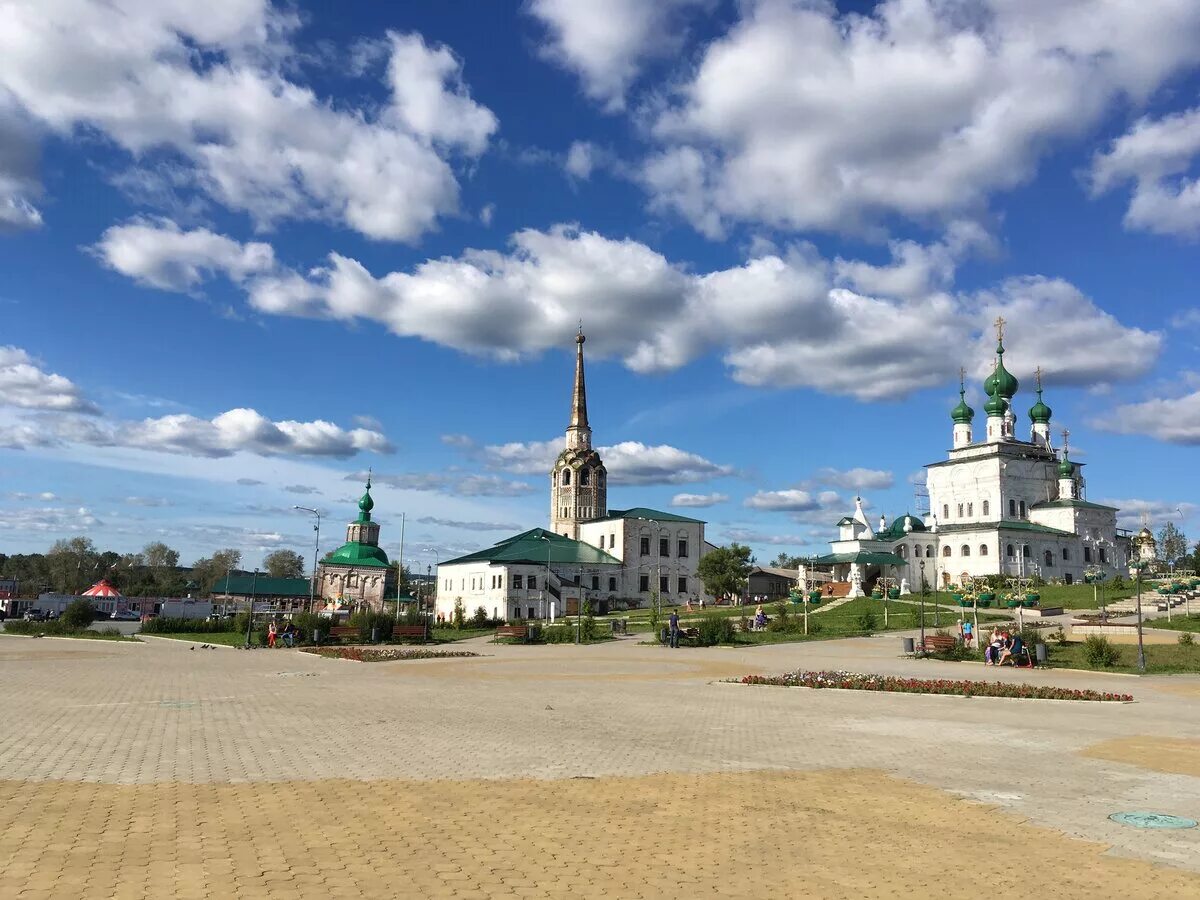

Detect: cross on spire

[994,315,1006,344]
[1035,366,1043,390]
[1061,428,1070,455]
[366,466,372,488]
[958,366,966,391]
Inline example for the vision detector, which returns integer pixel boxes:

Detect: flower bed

[301,647,480,663]
[736,670,1132,702]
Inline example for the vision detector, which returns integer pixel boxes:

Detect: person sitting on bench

[998,633,1024,666]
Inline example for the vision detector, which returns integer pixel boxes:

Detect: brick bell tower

[550,327,607,539]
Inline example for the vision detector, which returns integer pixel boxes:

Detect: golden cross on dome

[1061,428,1070,454]
[958,366,966,390]
[994,315,1007,343]
[1035,365,1043,390]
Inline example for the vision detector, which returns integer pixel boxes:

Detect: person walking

[267,620,278,649]
[668,609,681,649]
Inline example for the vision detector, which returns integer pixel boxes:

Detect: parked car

[23,609,47,621]
[109,609,141,621]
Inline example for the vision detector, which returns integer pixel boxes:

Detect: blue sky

[2,0,1199,571]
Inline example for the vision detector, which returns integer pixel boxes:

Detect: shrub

[452,598,466,630]
[580,599,597,642]
[61,599,97,629]
[647,594,662,642]
[542,625,575,643]
[347,611,395,643]
[855,611,878,634]
[697,614,735,646]
[1180,631,1195,647]
[471,606,489,628]
[140,616,238,634]
[1083,635,1120,668]
[929,628,970,661]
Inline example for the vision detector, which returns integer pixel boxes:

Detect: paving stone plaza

[2,632,1199,898]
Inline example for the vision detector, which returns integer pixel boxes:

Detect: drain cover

[1109,812,1197,829]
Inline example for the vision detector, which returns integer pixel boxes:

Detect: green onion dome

[356,479,375,521]
[951,388,974,424]
[1057,451,1074,478]
[1028,387,1052,424]
[983,382,1007,417]
[983,341,1019,399]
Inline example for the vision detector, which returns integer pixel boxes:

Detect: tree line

[0,537,308,598]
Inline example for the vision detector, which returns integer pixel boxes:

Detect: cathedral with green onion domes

[814,317,1130,595]
[316,474,397,611]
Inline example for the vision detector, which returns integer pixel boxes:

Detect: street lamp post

[292,506,321,613]
[538,535,552,622]
[245,568,259,648]
[424,548,439,630]
[1129,561,1146,672]
[918,559,927,652]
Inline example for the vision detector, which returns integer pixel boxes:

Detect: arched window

[897,545,907,558]
[582,468,591,485]
[1006,544,1014,558]
[961,545,971,557]
[943,504,949,519]
[1044,549,1054,566]
[926,545,934,558]
[979,544,988,556]
[982,500,990,517]
[1062,547,1070,561]
[942,546,952,557]
[1022,545,1031,558]
[1009,499,1017,517]
[562,469,571,485]
[967,502,973,517]
[1019,500,1026,518]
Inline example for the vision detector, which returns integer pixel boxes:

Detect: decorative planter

[887,588,901,600]
[1005,600,1020,608]
[808,591,822,603]
[978,592,996,603]
[951,593,964,603]
[809,598,822,606]
[977,599,992,608]
[1021,599,1038,608]
[871,590,884,600]
[958,598,972,608]
[1025,592,1041,603]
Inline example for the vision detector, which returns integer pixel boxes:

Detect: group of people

[984,627,1025,666]
[265,619,297,648]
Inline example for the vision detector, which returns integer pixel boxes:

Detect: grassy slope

[1145,615,1200,634]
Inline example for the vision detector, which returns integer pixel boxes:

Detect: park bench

[494,625,530,643]
[916,634,957,654]
[328,626,358,643]
[998,640,1034,668]
[391,624,428,643]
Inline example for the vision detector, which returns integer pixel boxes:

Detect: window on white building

[528,576,536,590]
[1100,548,1108,563]
[513,574,522,589]
[591,575,599,590]
[639,575,650,592]
[562,469,570,485]
[943,504,950,519]
[678,539,688,558]
[1006,544,1014,558]
[961,545,971,556]
[926,545,934,558]
[1062,548,1070,561]
[943,546,952,557]
[609,533,616,548]
[659,575,669,593]
[979,545,988,556]
[1009,499,1017,517]
[957,503,964,518]
[659,537,669,557]
[1019,500,1026,518]
[1044,550,1054,566]
[1022,545,1031,558]
[640,537,650,556]
[967,502,974,517]
[982,500,990,517]
[608,576,617,591]
[1084,546,1092,563]
[678,577,687,593]
[581,468,590,485]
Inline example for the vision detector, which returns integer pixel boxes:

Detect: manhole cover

[1109,812,1197,829]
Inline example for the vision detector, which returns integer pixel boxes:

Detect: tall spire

[566,326,591,450]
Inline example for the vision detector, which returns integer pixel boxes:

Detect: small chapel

[317,476,397,612]
[810,319,1131,595]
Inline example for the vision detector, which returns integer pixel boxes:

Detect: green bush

[855,611,878,634]
[542,625,575,643]
[290,612,323,643]
[61,599,97,629]
[1179,631,1195,647]
[1083,635,1120,668]
[471,606,489,627]
[141,616,237,634]
[580,598,597,642]
[348,611,395,643]
[697,614,736,646]
[452,598,466,630]
[929,628,970,660]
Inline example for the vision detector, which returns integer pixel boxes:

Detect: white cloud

[347,470,535,498]
[813,468,894,491]
[455,435,734,485]
[671,492,728,508]
[123,496,171,507]
[1095,390,1200,445]
[282,484,321,495]
[0,505,101,532]
[1097,498,1197,531]
[416,516,522,532]
[720,527,811,548]
[93,218,274,291]
[565,141,598,180]
[644,0,1200,236]
[527,0,709,111]
[0,99,42,230]
[0,3,496,240]
[104,219,1159,401]
[0,346,96,413]
[744,489,820,512]
[1091,105,1200,238]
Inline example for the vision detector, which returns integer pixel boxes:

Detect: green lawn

[1039,640,1200,675]
[0,627,139,642]
[1032,583,1136,609]
[430,627,493,642]
[1145,615,1200,634]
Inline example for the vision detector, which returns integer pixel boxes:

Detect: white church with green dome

[317,476,397,611]
[811,319,1130,595]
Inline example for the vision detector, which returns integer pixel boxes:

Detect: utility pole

[245,568,259,648]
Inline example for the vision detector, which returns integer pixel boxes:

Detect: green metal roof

[593,507,704,525]
[875,513,928,541]
[810,551,908,566]
[1030,499,1118,511]
[215,575,312,596]
[325,540,391,568]
[442,528,622,567]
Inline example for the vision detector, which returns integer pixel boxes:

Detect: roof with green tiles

[810,551,908,566]
[324,541,391,568]
[1030,499,1118,511]
[214,575,312,596]
[591,507,704,525]
[441,528,622,567]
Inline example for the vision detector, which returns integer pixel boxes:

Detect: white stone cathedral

[813,320,1130,593]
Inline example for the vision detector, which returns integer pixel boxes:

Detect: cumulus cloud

[1091,105,1200,238]
[451,434,734,485]
[0,346,96,413]
[812,468,894,492]
[0,505,101,532]
[236,478,265,486]
[671,492,728,508]
[1097,498,1198,531]
[1094,390,1200,445]
[416,516,522,532]
[0,3,496,239]
[643,0,1200,236]
[720,527,810,547]
[93,218,274,291]
[283,484,321,495]
[124,496,171,507]
[100,218,1159,401]
[744,489,822,512]
[347,470,535,498]
[0,100,42,231]
[527,0,709,111]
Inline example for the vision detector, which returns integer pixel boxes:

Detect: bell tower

[550,328,607,539]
